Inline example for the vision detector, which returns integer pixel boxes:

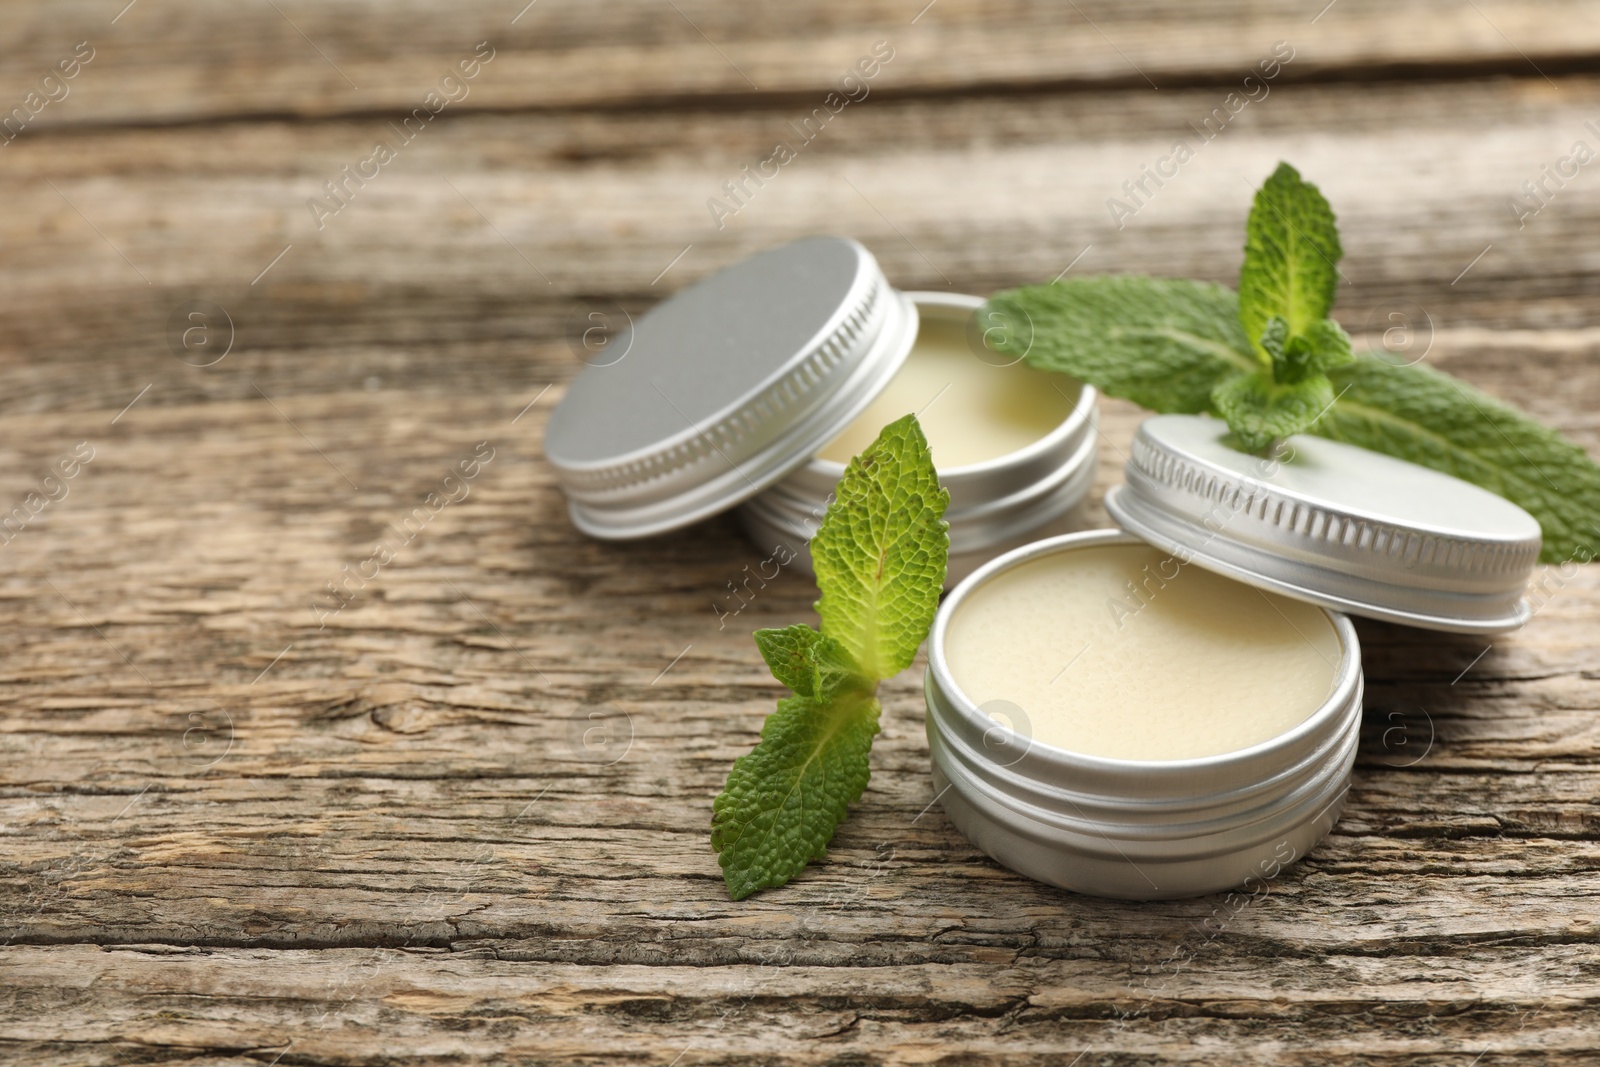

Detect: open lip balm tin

[738,292,1097,585]
[542,236,1097,582]
[926,414,1543,899]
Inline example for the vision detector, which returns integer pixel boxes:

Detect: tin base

[928,760,1352,901]
[923,529,1366,902]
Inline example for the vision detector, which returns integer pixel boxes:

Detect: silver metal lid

[544,236,916,539]
[1104,414,1542,634]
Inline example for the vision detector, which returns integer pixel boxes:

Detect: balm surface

[945,544,1340,760]
[816,318,1078,468]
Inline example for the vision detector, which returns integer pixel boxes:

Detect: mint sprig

[984,161,1600,563]
[711,414,950,900]
[1239,163,1344,353]
[1220,162,1352,450]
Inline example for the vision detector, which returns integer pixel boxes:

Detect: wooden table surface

[2,2,1599,1063]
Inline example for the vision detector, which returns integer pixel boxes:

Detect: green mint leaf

[1258,315,1290,363]
[753,624,865,700]
[710,690,881,901]
[810,414,950,679]
[1260,315,1352,380]
[984,276,1256,413]
[1317,357,1600,563]
[713,415,950,900]
[1212,370,1336,454]
[1239,161,1343,354]
[1281,318,1354,382]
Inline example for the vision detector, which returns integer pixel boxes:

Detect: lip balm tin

[542,237,1097,578]
[926,415,1542,899]
[926,529,1363,900]
[1108,414,1543,633]
[737,293,1098,585]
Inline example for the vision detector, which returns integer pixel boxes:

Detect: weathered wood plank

[0,945,1596,1065]
[3,0,1600,127]
[4,77,1600,445]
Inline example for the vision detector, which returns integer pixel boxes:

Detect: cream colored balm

[946,544,1340,761]
[816,318,1078,468]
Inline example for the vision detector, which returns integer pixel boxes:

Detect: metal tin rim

[1105,483,1532,635]
[927,757,1354,899]
[735,291,1101,581]
[564,287,918,539]
[549,238,887,484]
[743,418,1097,555]
[1103,414,1538,634]
[928,706,1360,851]
[926,528,1363,779]
[796,291,1099,483]
[928,669,1363,823]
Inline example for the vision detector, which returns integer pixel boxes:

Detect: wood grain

[0,3,1598,1064]
[3,0,1600,125]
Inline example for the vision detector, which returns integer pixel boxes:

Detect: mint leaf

[713,414,950,900]
[1287,319,1354,382]
[1257,315,1352,384]
[1257,315,1291,365]
[1203,163,1350,451]
[1217,163,1352,448]
[1239,161,1343,353]
[753,624,864,700]
[1212,371,1335,454]
[1317,357,1600,563]
[710,690,881,901]
[810,414,951,679]
[985,276,1256,413]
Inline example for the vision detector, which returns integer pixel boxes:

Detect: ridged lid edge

[553,260,892,501]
